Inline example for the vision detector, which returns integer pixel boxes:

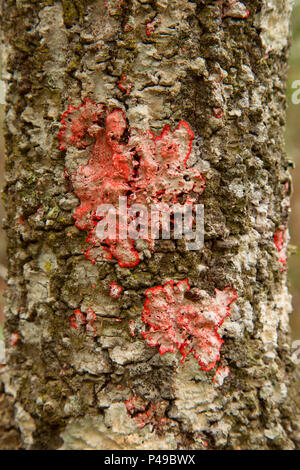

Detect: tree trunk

[1,0,299,450]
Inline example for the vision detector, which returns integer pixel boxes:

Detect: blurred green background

[0,3,300,344]
[287,0,300,338]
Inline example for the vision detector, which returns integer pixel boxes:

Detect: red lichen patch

[125,396,168,431]
[9,333,19,347]
[145,16,161,36]
[59,99,205,268]
[69,309,86,330]
[213,107,224,119]
[118,76,132,95]
[274,227,289,266]
[69,307,97,337]
[220,0,249,19]
[124,23,133,33]
[213,366,230,386]
[141,279,237,371]
[59,99,104,151]
[125,396,144,415]
[109,282,123,298]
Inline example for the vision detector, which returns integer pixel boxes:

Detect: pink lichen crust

[145,17,160,36]
[125,396,167,430]
[118,76,132,95]
[274,227,289,265]
[59,99,205,268]
[213,107,224,119]
[141,279,237,371]
[9,333,19,347]
[213,366,230,386]
[69,307,97,337]
[109,281,123,299]
[220,0,249,19]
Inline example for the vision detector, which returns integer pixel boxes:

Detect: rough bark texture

[1,0,300,450]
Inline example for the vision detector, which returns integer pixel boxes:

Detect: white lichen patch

[71,347,112,375]
[104,403,138,434]
[213,367,230,387]
[70,260,99,287]
[169,358,218,432]
[60,414,177,450]
[38,247,58,274]
[23,263,51,315]
[108,340,154,365]
[80,291,121,317]
[258,0,294,52]
[19,320,41,346]
[37,4,68,89]
[258,282,292,350]
[14,403,36,448]
[84,0,200,131]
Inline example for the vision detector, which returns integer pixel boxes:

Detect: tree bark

[1,0,299,450]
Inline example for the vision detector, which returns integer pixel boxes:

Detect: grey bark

[0,0,300,450]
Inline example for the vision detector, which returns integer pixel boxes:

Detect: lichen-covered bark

[1,0,299,450]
